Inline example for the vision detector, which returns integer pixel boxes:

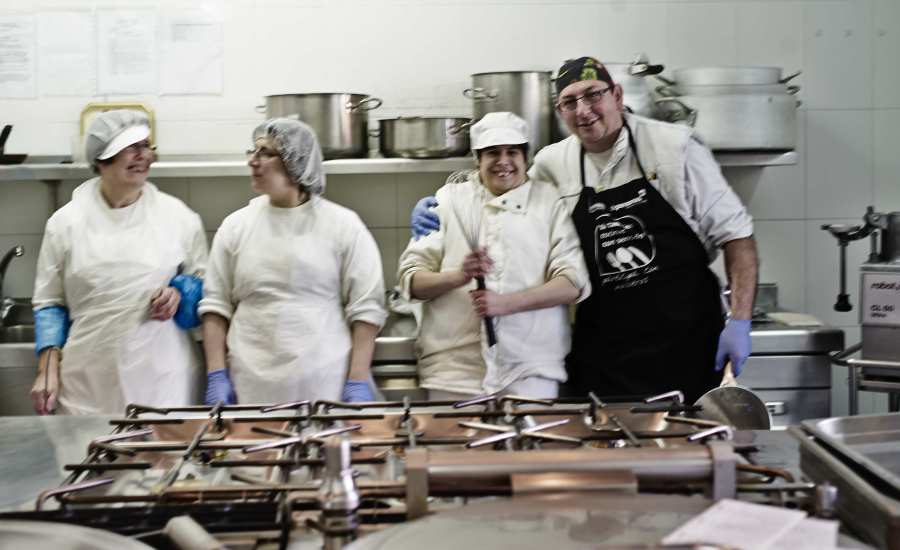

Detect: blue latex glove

[169,274,203,329]
[410,196,440,239]
[715,319,752,376]
[341,380,375,402]
[205,369,237,405]
[34,305,70,356]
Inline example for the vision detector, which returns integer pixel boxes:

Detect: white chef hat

[469,112,529,151]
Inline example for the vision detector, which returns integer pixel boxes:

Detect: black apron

[565,124,723,403]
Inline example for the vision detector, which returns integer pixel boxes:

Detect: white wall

[1,0,898,414]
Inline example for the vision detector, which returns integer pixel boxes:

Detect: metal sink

[0,325,34,344]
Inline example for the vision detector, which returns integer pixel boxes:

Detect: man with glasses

[412,56,758,402]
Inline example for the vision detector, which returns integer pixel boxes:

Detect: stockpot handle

[463,88,499,101]
[368,128,381,138]
[654,97,698,127]
[655,85,678,98]
[653,74,676,87]
[448,120,474,135]
[780,70,802,84]
[347,96,383,111]
[255,104,266,114]
[787,85,801,95]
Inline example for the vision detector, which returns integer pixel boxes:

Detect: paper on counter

[38,11,95,96]
[661,498,807,549]
[97,9,157,94]
[766,312,824,327]
[769,517,839,549]
[0,15,37,98]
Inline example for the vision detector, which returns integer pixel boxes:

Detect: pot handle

[654,97,697,127]
[255,104,266,114]
[786,85,801,95]
[368,128,381,138]
[653,74,676,87]
[347,96,383,111]
[654,85,678,97]
[463,88,499,101]
[780,70,802,84]
[448,120,474,135]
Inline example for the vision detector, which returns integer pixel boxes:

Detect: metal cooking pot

[656,82,801,97]
[376,117,471,159]
[464,71,552,154]
[655,92,799,151]
[260,93,382,159]
[672,66,801,86]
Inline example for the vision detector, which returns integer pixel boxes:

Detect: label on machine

[861,272,900,326]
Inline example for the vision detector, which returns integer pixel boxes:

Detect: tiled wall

[2,0,898,415]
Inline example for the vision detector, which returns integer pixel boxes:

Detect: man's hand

[411,196,440,239]
[715,319,752,376]
[150,286,181,321]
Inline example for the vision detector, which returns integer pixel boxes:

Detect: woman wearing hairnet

[200,118,386,405]
[29,110,208,415]
[397,112,590,400]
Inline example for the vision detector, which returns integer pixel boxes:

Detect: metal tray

[802,413,900,496]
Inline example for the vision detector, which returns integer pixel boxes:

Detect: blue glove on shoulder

[34,305,70,356]
[205,369,237,406]
[341,380,375,403]
[715,319,752,376]
[169,274,203,330]
[410,196,440,240]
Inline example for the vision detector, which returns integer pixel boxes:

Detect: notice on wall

[0,15,37,98]
[38,12,96,96]
[97,10,157,94]
[160,11,223,95]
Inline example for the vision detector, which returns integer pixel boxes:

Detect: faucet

[0,245,24,319]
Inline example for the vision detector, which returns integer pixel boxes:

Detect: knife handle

[476,277,497,347]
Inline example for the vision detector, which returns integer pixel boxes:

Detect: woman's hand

[31,349,60,415]
[462,248,493,280]
[469,289,514,318]
[149,286,181,320]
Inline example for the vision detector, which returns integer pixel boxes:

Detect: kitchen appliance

[0,394,805,549]
[823,207,900,414]
[260,93,383,159]
[694,363,771,430]
[0,125,27,165]
[553,54,666,140]
[464,71,552,154]
[375,117,471,159]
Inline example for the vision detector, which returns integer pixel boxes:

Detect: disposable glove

[34,305,70,355]
[714,319,752,376]
[341,380,375,402]
[205,369,237,405]
[410,196,440,239]
[169,274,203,329]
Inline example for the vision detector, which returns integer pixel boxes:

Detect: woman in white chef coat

[29,110,208,415]
[200,118,386,405]
[397,112,590,400]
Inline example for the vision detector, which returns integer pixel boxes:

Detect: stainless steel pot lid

[344,493,713,549]
[0,520,154,550]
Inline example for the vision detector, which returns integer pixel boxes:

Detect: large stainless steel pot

[672,66,800,86]
[655,91,799,151]
[260,93,382,159]
[376,117,471,159]
[464,71,552,154]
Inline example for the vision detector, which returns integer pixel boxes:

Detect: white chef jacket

[32,178,208,415]
[531,113,753,260]
[198,195,387,404]
[398,176,590,395]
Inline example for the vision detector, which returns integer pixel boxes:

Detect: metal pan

[694,363,771,430]
[376,117,471,159]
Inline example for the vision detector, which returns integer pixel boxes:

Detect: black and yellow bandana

[555,56,614,94]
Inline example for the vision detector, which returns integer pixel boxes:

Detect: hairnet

[84,110,151,169]
[253,118,326,196]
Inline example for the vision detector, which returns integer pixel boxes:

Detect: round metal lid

[0,520,154,550]
[346,493,713,549]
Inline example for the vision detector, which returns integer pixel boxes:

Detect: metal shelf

[0,151,795,182]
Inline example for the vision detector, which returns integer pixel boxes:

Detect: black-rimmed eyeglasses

[556,87,612,112]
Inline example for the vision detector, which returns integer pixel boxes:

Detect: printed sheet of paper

[160,10,223,95]
[38,11,95,96]
[97,9,157,94]
[661,498,807,549]
[0,15,37,98]
[769,517,839,549]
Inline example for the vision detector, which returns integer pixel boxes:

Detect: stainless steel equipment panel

[755,388,830,428]
[740,355,832,389]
